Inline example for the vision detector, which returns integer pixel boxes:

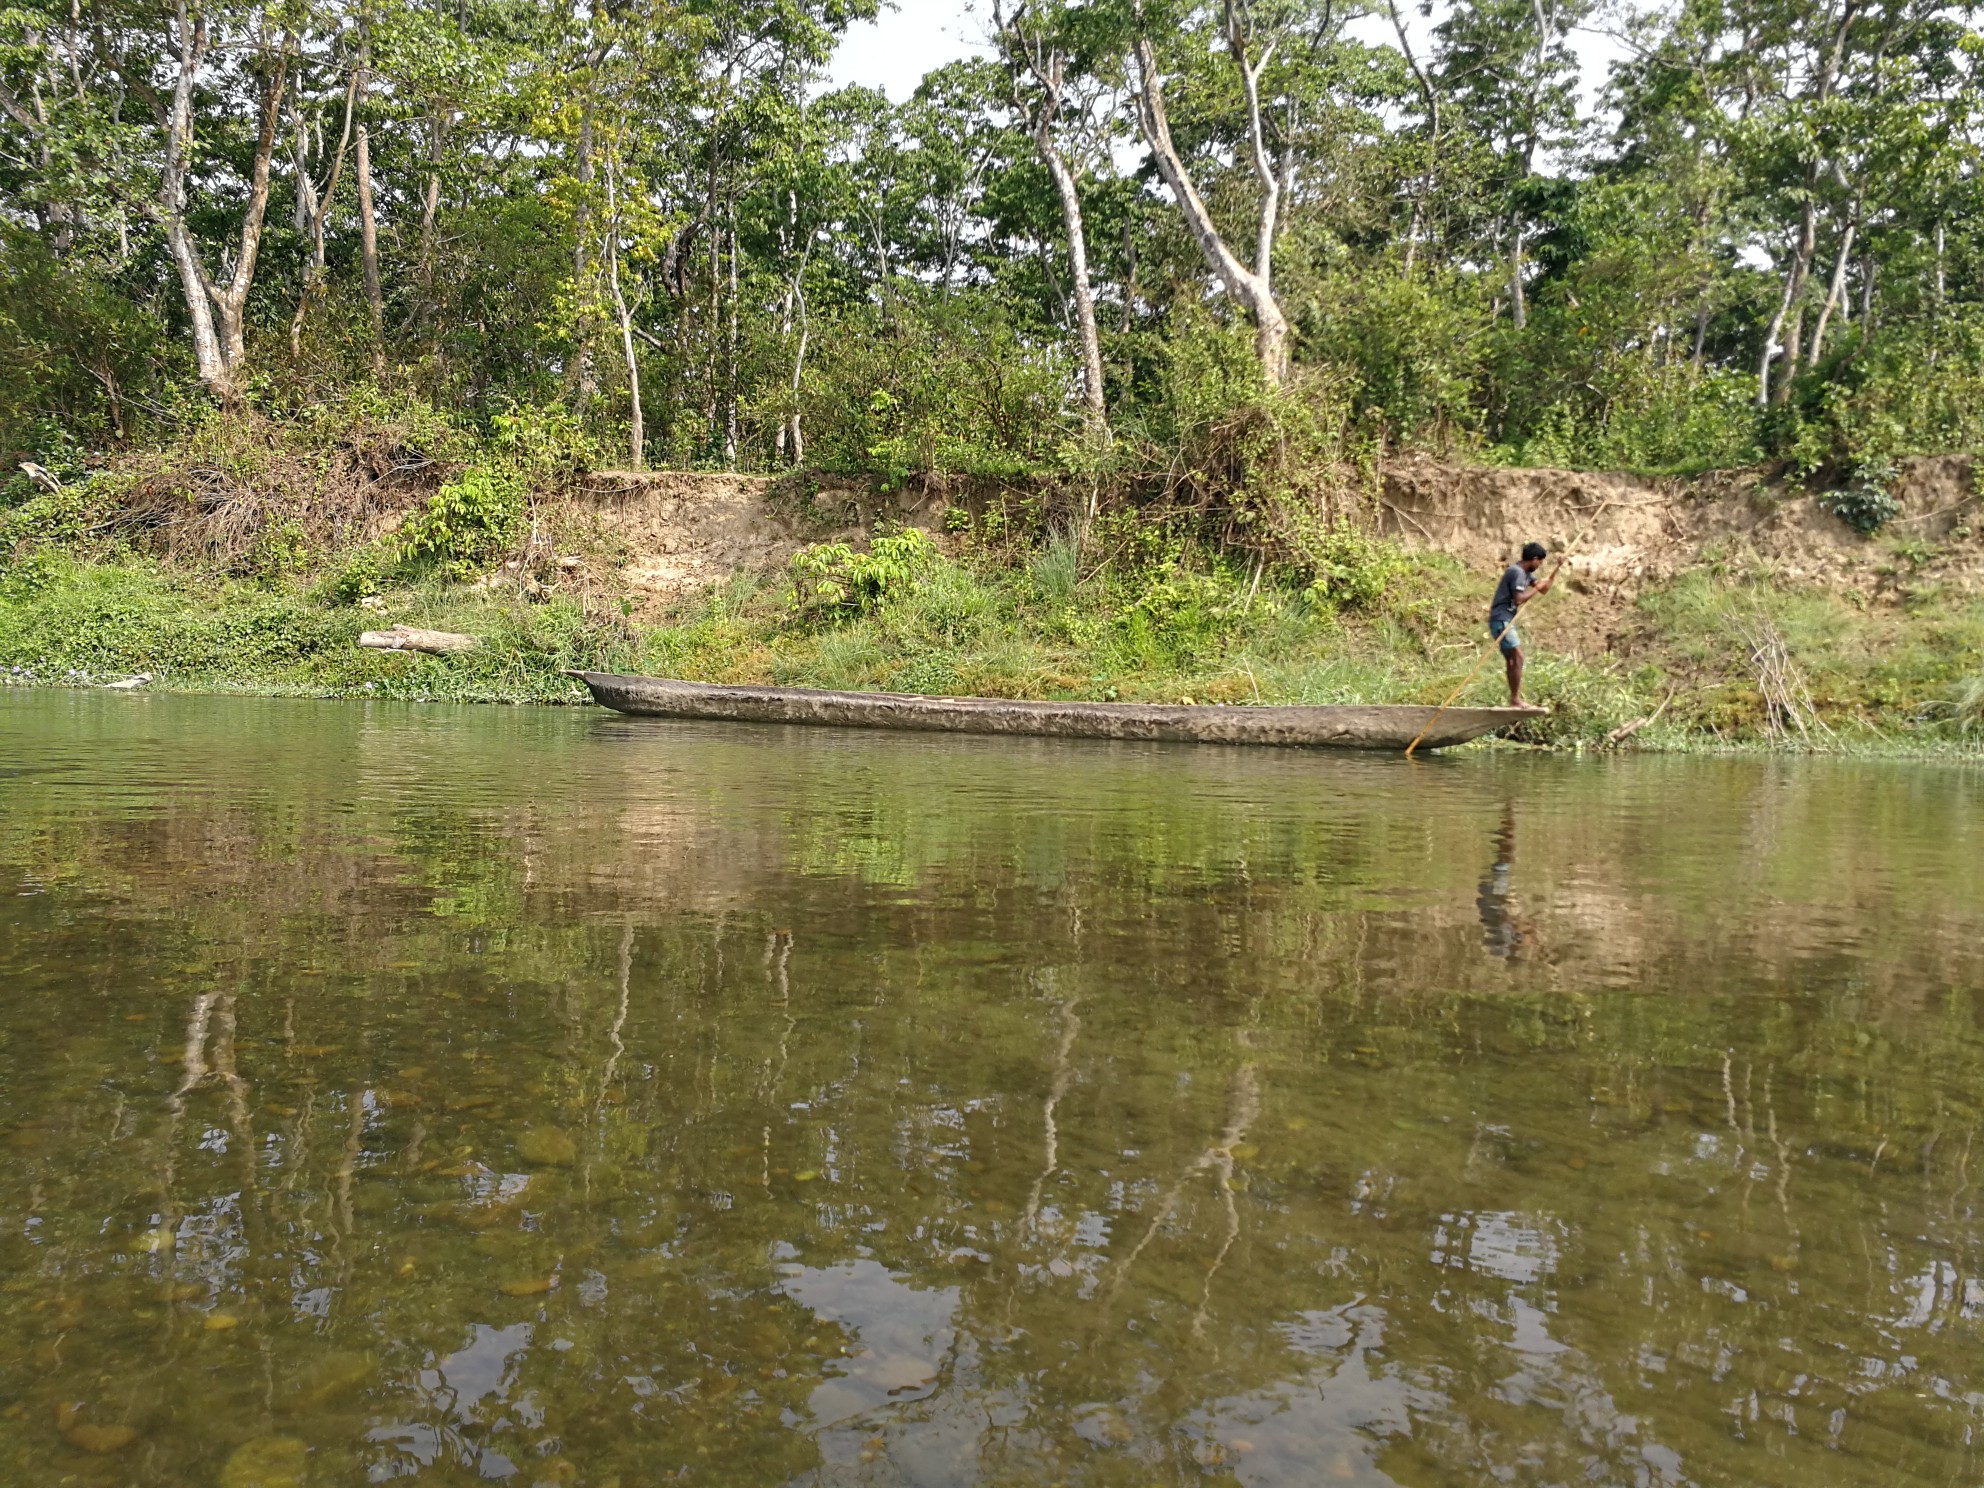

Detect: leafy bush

[1819,456,1902,535]
[1288,515,1410,612]
[789,527,939,622]
[1117,564,1232,665]
[0,225,175,453]
[0,481,97,552]
[491,401,599,486]
[321,545,392,605]
[398,467,526,571]
[0,549,62,599]
[1297,265,1483,443]
[789,294,1069,482]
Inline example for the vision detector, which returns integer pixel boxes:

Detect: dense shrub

[788,294,1071,483]
[398,468,527,571]
[788,527,940,621]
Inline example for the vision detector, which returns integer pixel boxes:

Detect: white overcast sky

[827,0,996,99]
[826,0,1632,113]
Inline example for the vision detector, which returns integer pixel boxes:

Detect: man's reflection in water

[1477,806,1525,958]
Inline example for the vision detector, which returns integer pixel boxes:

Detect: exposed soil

[1378,454,1980,590]
[1375,454,1982,660]
[549,470,956,610]
[536,459,1982,655]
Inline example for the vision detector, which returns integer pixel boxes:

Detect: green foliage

[0,550,62,600]
[0,560,346,678]
[1117,564,1234,666]
[248,518,312,582]
[788,527,940,622]
[1271,509,1412,612]
[0,480,97,552]
[791,297,1069,482]
[1298,267,1483,443]
[490,402,600,487]
[398,468,527,572]
[0,226,174,454]
[322,546,393,605]
[1819,457,1903,535]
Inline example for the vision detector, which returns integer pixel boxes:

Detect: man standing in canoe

[1488,542,1556,707]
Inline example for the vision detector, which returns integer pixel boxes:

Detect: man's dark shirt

[1489,564,1531,626]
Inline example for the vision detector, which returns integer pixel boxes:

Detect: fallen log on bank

[359,626,477,655]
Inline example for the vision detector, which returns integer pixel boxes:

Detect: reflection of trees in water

[1,701,1983,1482]
[7,902,1978,1483]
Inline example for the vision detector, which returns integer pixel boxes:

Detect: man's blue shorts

[1489,615,1520,654]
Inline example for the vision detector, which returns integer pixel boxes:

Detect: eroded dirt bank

[1376,455,1980,592]
[556,458,1981,624]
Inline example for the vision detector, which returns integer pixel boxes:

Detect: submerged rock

[276,1349,375,1413]
[221,1435,309,1488]
[517,1127,577,1167]
[65,1422,139,1453]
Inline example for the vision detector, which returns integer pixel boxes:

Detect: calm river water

[2,690,1981,1487]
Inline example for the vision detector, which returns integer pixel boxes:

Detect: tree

[1127,0,1295,386]
[154,0,299,399]
[994,0,1109,430]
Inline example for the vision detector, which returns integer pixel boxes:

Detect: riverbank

[4,451,1981,753]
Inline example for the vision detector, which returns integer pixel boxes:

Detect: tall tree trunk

[290,104,317,235]
[161,4,225,389]
[1130,36,1289,387]
[777,273,801,466]
[1509,220,1527,329]
[724,198,739,468]
[776,188,814,468]
[356,124,384,369]
[605,151,644,470]
[1386,0,1439,276]
[289,67,357,356]
[1756,0,1860,407]
[1121,216,1137,333]
[1806,212,1858,370]
[1039,141,1106,430]
[570,77,599,409]
[417,111,443,323]
[160,1,291,399]
[354,10,384,369]
[774,277,793,466]
[992,8,1108,433]
[1758,197,1819,407]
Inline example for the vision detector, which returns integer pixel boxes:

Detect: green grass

[0,552,626,704]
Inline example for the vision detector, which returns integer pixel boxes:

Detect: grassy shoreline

[5,537,1981,757]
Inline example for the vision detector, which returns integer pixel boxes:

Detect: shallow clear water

[2,689,1982,1487]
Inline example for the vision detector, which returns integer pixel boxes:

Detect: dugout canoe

[570,672,1544,752]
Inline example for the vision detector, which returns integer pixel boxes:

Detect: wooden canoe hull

[571,673,1543,752]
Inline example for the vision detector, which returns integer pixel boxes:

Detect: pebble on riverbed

[64,1423,138,1453]
[221,1435,309,1488]
[518,1127,578,1166]
[498,1275,557,1297]
[275,1350,375,1413]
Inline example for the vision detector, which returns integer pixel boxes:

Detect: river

[2,689,1981,1486]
